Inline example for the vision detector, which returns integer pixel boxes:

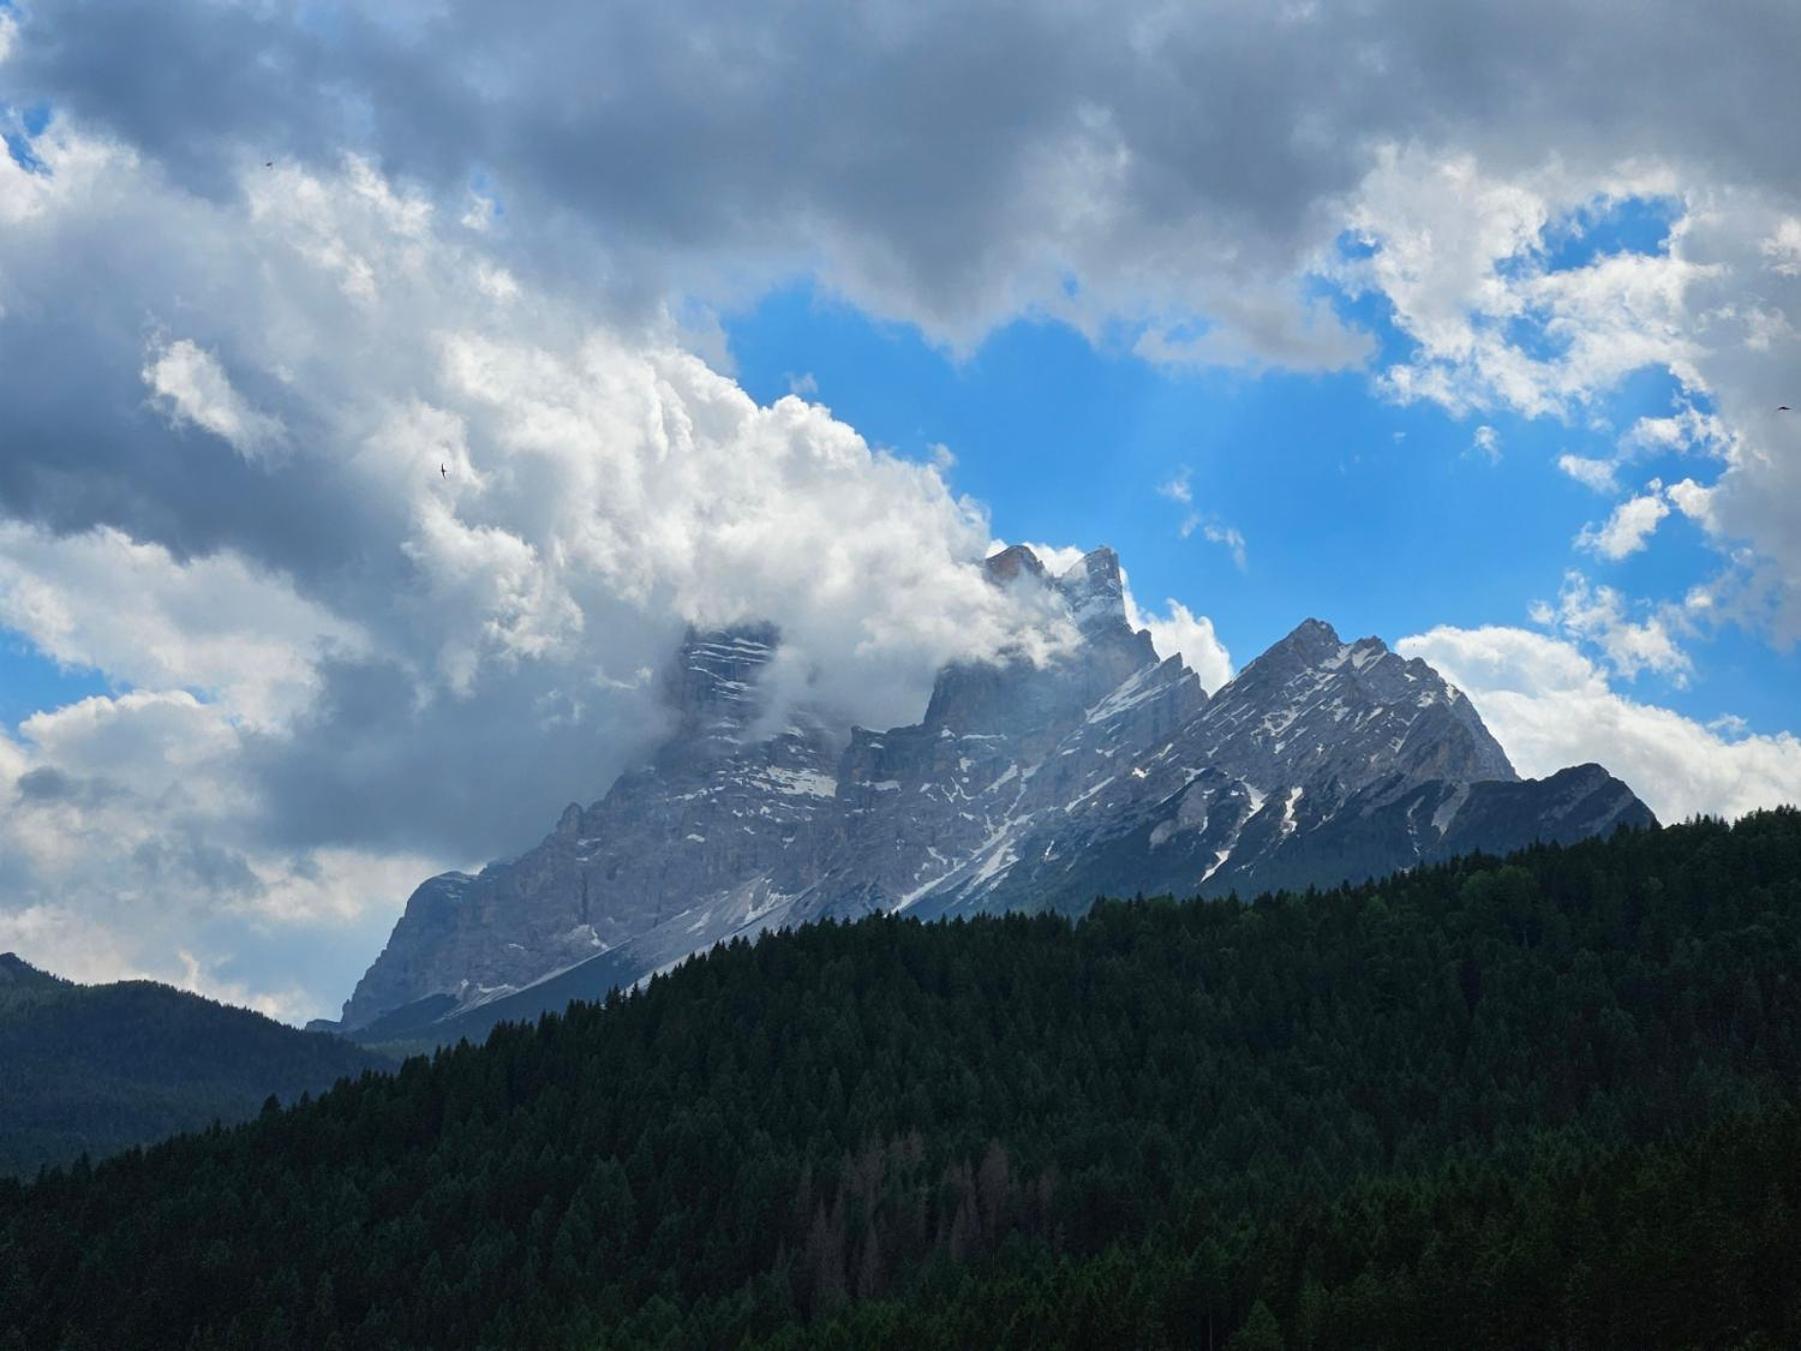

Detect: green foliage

[0,965,387,1177]
[4,809,1801,1348]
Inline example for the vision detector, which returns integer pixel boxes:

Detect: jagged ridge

[336,546,1655,1039]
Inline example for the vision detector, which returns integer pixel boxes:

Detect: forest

[3,809,1800,1348]
[0,955,385,1178]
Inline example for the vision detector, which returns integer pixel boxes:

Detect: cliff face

[338,546,1655,1037]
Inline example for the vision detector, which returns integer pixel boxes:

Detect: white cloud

[1340,156,1801,643]
[1576,481,1672,560]
[1015,542,1090,577]
[0,522,363,727]
[1760,217,1801,276]
[1347,151,1706,421]
[1202,523,1248,571]
[1535,571,1691,683]
[0,694,446,1021]
[1666,476,1717,529]
[1472,424,1501,461]
[1156,468,1203,538]
[1619,401,1736,459]
[143,338,286,459]
[1156,472,1243,564]
[1125,593,1234,695]
[1558,454,1619,493]
[1400,624,1801,822]
[0,132,1096,1015]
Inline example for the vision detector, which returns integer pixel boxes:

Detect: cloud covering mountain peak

[0,136,1120,1016]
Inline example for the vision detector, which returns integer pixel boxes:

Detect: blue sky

[723,258,1796,739]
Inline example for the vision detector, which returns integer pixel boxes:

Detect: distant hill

[0,954,390,1176]
[5,811,1801,1348]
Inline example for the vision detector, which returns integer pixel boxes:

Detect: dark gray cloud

[242,651,670,857]
[11,0,1801,347]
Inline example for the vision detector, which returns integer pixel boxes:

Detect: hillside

[335,546,1651,1044]
[4,811,1800,1347]
[0,956,389,1177]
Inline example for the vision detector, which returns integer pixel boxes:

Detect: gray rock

[340,546,1656,1039]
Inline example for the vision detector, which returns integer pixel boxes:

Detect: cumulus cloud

[0,693,445,1021]
[1558,454,1619,493]
[1346,151,1708,421]
[1346,160,1801,642]
[1125,594,1234,695]
[1619,401,1736,460]
[1014,548,1234,692]
[1531,571,1692,683]
[1576,481,1672,560]
[1666,477,1716,529]
[5,2,1801,643]
[1400,624,1801,822]
[143,338,286,460]
[0,131,1101,1015]
[0,522,363,727]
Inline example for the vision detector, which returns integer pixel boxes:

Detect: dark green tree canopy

[4,809,1800,1349]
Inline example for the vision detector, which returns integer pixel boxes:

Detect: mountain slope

[0,955,388,1175]
[4,811,1799,1349]
[336,544,1653,1041]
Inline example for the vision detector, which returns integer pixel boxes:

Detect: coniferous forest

[0,958,387,1178]
[4,811,1801,1348]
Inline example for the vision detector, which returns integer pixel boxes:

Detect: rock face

[337,545,1656,1038]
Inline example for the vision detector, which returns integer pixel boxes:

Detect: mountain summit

[336,546,1653,1041]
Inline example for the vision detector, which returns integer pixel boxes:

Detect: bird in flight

[1779,405,1792,412]
[441,464,448,479]
[264,161,274,168]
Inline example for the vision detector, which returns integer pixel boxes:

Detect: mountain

[7,812,1801,1349]
[335,545,1653,1042]
[0,954,389,1176]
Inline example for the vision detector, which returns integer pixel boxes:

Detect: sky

[1,0,1799,1021]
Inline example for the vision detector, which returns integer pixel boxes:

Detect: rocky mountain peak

[1190,612,1515,800]
[337,574,1649,1043]
[1266,617,1347,663]
[982,544,1048,586]
[924,545,1155,735]
[662,622,782,760]
[1053,546,1129,635]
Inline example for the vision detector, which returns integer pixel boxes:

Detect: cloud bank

[0,130,1090,1016]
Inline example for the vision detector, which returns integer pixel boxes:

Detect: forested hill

[0,957,388,1178]
[5,811,1801,1349]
